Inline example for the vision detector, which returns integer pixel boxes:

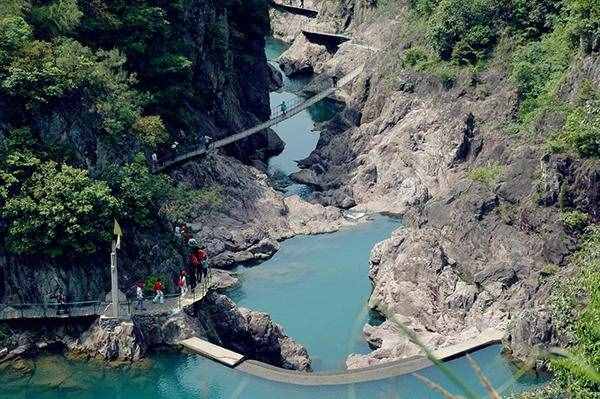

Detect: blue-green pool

[230,215,400,371]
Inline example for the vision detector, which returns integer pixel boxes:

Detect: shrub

[132,115,169,148]
[100,154,171,226]
[0,16,32,69]
[402,47,430,69]
[2,38,147,138]
[428,0,501,64]
[31,0,83,37]
[549,81,600,157]
[511,26,573,124]
[546,225,600,396]
[561,210,591,231]
[565,0,600,53]
[467,163,503,187]
[2,161,121,257]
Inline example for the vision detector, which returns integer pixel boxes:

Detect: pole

[111,241,119,319]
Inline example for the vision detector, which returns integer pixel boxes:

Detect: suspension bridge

[153,65,363,173]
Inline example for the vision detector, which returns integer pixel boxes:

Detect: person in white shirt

[135,282,146,311]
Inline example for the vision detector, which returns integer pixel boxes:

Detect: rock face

[279,0,600,368]
[74,318,145,362]
[199,292,312,371]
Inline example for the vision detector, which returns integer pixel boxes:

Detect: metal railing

[0,270,214,321]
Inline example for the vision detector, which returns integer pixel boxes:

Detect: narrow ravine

[265,37,340,197]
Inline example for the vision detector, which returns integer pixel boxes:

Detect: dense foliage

[0,0,227,258]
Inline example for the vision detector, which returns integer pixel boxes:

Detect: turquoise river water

[0,38,547,398]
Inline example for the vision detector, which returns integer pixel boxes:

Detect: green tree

[2,161,121,257]
[0,16,32,71]
[31,0,83,37]
[132,115,169,148]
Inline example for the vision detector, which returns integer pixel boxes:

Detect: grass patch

[467,163,503,187]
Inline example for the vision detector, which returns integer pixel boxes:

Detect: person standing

[190,249,201,290]
[199,246,209,288]
[178,271,188,296]
[280,101,287,115]
[151,153,158,170]
[300,0,304,7]
[135,282,146,311]
[153,279,164,304]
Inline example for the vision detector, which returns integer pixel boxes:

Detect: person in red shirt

[152,278,164,304]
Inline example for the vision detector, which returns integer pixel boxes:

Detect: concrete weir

[181,329,505,386]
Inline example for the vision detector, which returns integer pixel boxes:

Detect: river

[0,37,547,398]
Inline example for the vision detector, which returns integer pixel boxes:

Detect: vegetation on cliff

[0,0,243,260]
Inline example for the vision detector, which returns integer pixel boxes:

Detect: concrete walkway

[183,329,505,386]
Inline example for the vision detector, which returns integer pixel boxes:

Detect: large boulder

[199,293,312,371]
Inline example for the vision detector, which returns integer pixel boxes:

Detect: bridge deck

[270,0,318,17]
[184,329,504,386]
[155,66,363,173]
[1,273,214,321]
[181,337,245,367]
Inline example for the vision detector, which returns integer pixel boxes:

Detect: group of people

[150,135,215,171]
[132,226,211,311]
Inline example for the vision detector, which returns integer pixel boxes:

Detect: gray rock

[289,169,322,187]
[200,293,312,371]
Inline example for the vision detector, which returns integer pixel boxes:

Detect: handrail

[154,66,363,173]
[0,269,215,320]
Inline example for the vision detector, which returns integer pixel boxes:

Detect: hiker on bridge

[199,245,209,288]
[135,282,146,310]
[203,135,213,151]
[178,271,188,296]
[54,291,68,315]
[153,279,165,304]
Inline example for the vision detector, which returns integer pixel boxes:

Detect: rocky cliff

[272,0,600,368]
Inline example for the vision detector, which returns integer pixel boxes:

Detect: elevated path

[154,66,363,173]
[270,0,318,18]
[0,274,214,321]
[301,30,351,47]
[181,329,504,386]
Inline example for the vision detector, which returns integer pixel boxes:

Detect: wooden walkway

[154,66,363,173]
[181,337,245,367]
[182,329,505,386]
[0,273,215,321]
[270,0,318,17]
